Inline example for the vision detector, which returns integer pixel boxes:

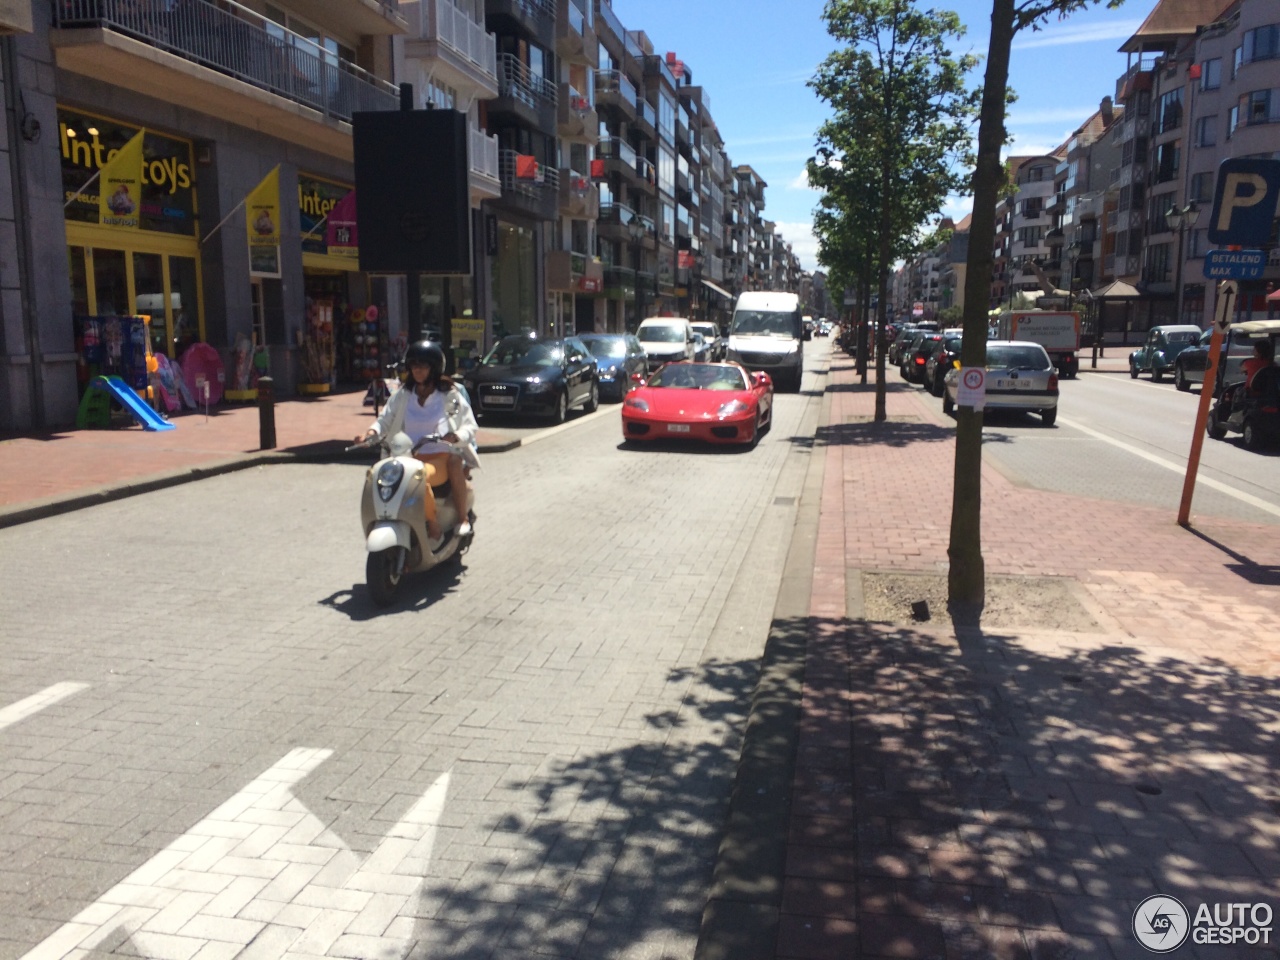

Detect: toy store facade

[0,14,407,431]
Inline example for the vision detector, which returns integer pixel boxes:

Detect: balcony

[556,0,597,67]
[557,168,598,219]
[546,249,604,293]
[598,202,656,249]
[497,149,558,220]
[594,0,625,51]
[469,126,501,204]
[594,69,637,122]
[402,0,498,98]
[634,99,656,140]
[557,84,598,142]
[485,0,554,48]
[603,264,636,301]
[492,52,557,132]
[596,136,638,183]
[52,0,398,158]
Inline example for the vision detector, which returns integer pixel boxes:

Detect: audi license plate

[484,396,515,406]
[994,378,1031,389]
[667,424,691,433]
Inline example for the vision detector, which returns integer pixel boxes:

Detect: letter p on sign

[1208,158,1280,247]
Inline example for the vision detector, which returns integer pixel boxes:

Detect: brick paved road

[0,351,827,960]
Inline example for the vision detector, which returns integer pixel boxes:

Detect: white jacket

[368,382,480,470]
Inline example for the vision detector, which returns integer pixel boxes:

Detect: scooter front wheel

[367,549,403,606]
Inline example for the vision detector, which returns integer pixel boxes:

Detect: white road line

[519,405,616,447]
[1057,415,1280,520]
[0,682,90,731]
[22,748,451,960]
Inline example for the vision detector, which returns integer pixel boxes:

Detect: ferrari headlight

[625,396,649,412]
[375,461,404,502]
[717,400,749,419]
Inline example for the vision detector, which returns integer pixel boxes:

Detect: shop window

[132,252,166,356]
[68,246,89,316]
[93,249,128,317]
[169,257,200,356]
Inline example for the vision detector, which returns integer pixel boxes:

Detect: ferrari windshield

[483,338,561,367]
[648,365,748,390]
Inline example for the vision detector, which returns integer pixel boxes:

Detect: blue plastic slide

[92,375,176,431]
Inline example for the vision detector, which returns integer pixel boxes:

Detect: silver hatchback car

[943,340,1059,425]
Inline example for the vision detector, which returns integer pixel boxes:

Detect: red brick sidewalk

[0,389,522,522]
[774,353,1280,960]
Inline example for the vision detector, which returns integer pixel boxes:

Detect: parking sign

[1207,158,1280,247]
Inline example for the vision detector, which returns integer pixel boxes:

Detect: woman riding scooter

[357,341,478,542]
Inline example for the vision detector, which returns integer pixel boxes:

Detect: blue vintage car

[1129,325,1203,382]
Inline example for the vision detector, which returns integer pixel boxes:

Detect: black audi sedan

[462,335,599,423]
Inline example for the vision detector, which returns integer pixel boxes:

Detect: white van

[636,317,695,371]
[727,291,807,391]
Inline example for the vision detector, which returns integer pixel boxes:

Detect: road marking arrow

[22,747,450,960]
[0,683,89,731]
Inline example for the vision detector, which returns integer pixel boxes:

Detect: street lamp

[1165,201,1199,325]
[628,214,645,329]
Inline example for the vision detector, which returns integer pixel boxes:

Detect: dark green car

[1129,325,1203,382]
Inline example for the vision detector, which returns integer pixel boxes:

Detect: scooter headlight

[376,461,404,502]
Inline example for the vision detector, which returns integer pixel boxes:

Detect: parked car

[1206,320,1280,449]
[579,333,647,402]
[637,317,696,370]
[943,340,1059,425]
[900,332,944,384]
[465,335,598,423]
[887,325,919,366]
[1173,328,1214,392]
[1129,324,1203,382]
[690,321,725,361]
[622,362,773,446]
[924,335,964,397]
[817,319,832,337]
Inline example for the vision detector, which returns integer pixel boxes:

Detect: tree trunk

[858,264,872,382]
[875,175,893,421]
[947,0,1015,619]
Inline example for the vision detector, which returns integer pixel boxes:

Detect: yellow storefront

[60,106,204,360]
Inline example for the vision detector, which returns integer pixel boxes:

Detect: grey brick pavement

[0,354,829,959]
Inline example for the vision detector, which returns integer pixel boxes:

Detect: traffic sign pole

[1178,280,1237,527]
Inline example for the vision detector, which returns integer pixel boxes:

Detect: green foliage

[936,305,965,325]
[807,0,977,285]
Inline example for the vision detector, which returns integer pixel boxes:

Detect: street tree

[810,0,976,419]
[948,0,1124,618]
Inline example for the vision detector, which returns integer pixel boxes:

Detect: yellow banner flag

[98,129,146,229]
[246,166,281,277]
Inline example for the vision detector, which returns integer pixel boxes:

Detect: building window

[1146,242,1171,283]
[1154,142,1179,183]
[1157,88,1183,134]
[1240,88,1280,125]
[1018,198,1042,218]
[1195,115,1216,147]
[1200,57,1222,90]
[1189,171,1214,203]
[1188,228,1206,258]
[1241,24,1280,66]
[1228,104,1240,136]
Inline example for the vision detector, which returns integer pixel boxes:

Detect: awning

[701,279,734,300]
[1089,280,1142,299]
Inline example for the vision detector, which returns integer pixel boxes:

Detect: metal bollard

[257,376,276,450]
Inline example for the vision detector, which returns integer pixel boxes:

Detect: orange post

[1177,280,1237,527]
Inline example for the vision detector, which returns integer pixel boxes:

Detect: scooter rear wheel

[367,549,403,606]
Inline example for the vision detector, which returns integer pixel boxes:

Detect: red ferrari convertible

[621,362,773,446]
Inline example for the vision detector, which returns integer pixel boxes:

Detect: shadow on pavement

[317,561,466,620]
[1184,527,1280,586]
[775,616,1280,959]
[405,657,761,959]
[815,419,958,449]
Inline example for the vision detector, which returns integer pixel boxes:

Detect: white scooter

[345,432,476,606]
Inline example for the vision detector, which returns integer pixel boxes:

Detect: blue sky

[610,0,1151,272]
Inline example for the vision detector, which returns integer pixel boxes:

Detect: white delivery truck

[994,310,1081,378]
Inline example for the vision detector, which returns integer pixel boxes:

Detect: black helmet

[404,340,445,379]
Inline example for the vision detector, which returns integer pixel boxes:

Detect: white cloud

[1008,106,1105,127]
[772,220,820,271]
[788,168,816,191]
[1012,19,1143,51]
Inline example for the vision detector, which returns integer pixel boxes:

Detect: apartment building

[4,0,408,430]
